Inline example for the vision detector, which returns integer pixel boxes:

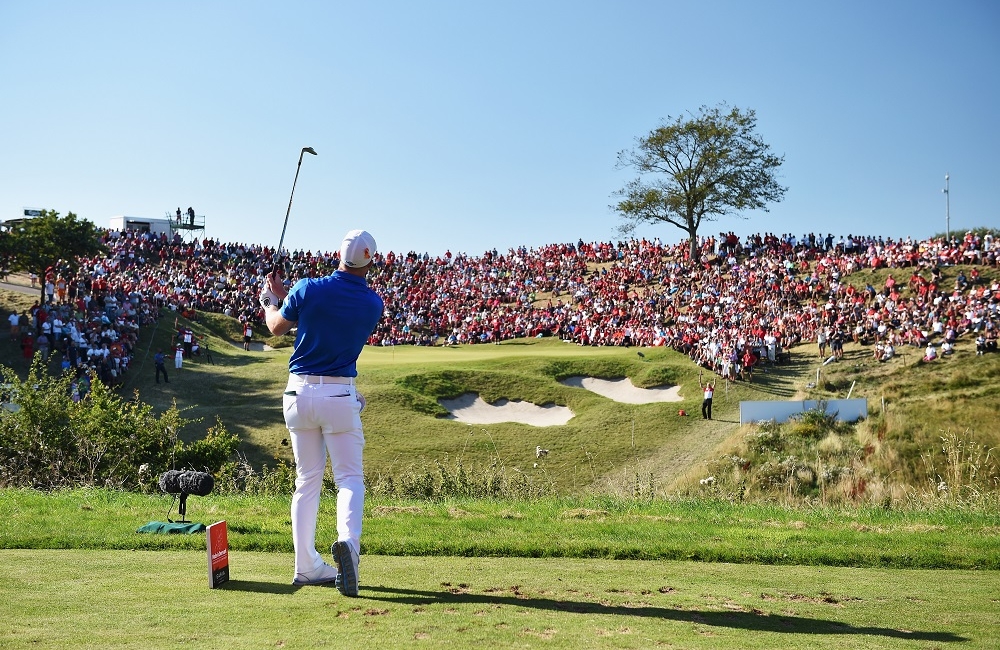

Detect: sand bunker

[559,376,683,404]
[439,393,574,426]
[437,377,682,427]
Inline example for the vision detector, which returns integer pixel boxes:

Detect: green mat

[137,521,206,534]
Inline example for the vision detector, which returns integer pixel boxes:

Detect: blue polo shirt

[280,271,384,377]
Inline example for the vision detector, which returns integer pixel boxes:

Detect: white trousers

[283,375,365,575]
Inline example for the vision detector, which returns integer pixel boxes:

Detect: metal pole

[943,173,950,243]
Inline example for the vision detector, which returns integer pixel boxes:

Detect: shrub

[786,405,851,439]
[745,421,783,454]
[216,455,296,495]
[174,417,240,473]
[0,359,239,490]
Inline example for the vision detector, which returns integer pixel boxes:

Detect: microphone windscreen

[158,470,183,494]
[179,471,215,497]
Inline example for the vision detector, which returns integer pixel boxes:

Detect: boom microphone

[158,469,183,494]
[157,470,215,523]
[179,471,215,497]
[158,470,214,496]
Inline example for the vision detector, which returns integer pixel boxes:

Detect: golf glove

[259,286,281,309]
[356,391,366,413]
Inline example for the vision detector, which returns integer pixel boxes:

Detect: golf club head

[303,147,317,155]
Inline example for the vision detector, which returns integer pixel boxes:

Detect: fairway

[358,339,641,366]
[94,328,756,494]
[5,549,996,650]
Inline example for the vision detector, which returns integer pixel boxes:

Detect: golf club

[274,146,318,275]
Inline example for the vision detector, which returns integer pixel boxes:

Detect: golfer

[261,229,383,596]
[242,322,253,351]
[699,370,716,420]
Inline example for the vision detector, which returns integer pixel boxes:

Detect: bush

[0,359,239,490]
[174,418,240,473]
[745,421,783,454]
[786,405,851,439]
[215,455,296,495]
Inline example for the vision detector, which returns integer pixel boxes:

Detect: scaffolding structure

[165,211,206,243]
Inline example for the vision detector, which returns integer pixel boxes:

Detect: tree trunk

[688,231,699,261]
[37,267,46,306]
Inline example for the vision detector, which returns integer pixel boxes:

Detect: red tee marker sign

[207,521,230,588]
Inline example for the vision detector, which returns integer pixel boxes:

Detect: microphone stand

[167,492,191,523]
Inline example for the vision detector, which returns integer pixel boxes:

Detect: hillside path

[652,411,742,492]
[621,357,815,493]
[0,281,36,296]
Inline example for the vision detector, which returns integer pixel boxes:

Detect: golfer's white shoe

[332,540,360,597]
[292,561,338,586]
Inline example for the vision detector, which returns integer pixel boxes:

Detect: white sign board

[739,399,868,425]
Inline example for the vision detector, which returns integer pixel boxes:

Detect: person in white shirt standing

[699,370,716,420]
[243,322,253,351]
[8,311,19,342]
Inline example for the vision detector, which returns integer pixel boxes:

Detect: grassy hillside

[1,267,998,502]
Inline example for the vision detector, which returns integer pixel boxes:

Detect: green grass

[2,490,997,569]
[795,328,1000,491]
[4,549,997,649]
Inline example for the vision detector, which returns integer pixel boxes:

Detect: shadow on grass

[119,314,290,467]
[361,586,966,642]
[747,356,812,398]
[219,580,300,595]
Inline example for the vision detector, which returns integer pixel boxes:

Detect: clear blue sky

[1,1,997,257]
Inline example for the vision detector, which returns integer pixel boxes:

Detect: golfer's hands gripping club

[260,271,288,309]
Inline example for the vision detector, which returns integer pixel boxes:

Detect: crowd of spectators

[12,227,999,387]
[9,259,156,396]
[360,230,998,380]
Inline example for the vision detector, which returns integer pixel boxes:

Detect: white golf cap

[340,229,377,268]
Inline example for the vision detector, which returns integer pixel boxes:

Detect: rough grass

[796,334,1000,491]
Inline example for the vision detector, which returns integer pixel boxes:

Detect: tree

[0,228,14,281]
[6,210,105,304]
[613,103,787,259]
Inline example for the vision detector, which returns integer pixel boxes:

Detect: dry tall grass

[673,409,999,509]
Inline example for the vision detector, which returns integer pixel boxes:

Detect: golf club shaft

[274,147,317,275]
